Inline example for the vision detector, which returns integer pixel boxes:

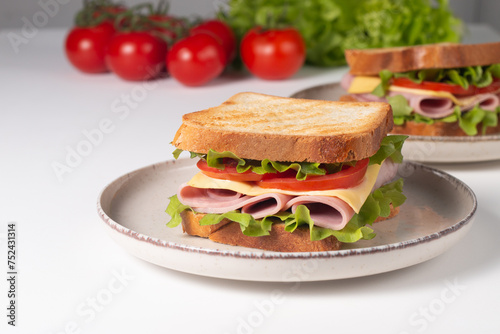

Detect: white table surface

[2,25,500,334]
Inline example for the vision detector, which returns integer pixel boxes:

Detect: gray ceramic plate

[97,158,476,282]
[291,83,500,163]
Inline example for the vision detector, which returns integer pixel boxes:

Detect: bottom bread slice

[180,206,400,252]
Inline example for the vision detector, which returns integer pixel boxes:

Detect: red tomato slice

[257,159,369,191]
[392,77,500,96]
[197,160,264,182]
[476,78,500,94]
[392,77,473,95]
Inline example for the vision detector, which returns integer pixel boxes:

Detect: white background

[1,1,500,334]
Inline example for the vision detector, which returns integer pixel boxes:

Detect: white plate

[291,83,500,163]
[97,158,476,282]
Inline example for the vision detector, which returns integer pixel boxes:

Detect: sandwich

[166,92,407,252]
[340,42,500,136]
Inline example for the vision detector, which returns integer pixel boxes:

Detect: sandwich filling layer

[342,65,500,135]
[167,135,407,243]
[178,159,396,231]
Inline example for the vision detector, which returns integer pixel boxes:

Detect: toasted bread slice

[178,206,400,252]
[172,92,393,163]
[209,223,341,252]
[345,42,500,76]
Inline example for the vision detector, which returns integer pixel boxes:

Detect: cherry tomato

[190,20,236,64]
[105,32,168,81]
[240,27,306,80]
[257,159,369,191]
[197,160,264,182]
[392,77,500,96]
[167,33,226,86]
[65,21,116,73]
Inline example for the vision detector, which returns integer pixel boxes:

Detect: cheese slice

[187,163,382,214]
[347,75,485,107]
[347,76,382,94]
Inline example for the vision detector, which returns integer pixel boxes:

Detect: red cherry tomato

[392,77,500,96]
[257,159,369,191]
[105,32,168,81]
[240,27,306,80]
[190,20,236,63]
[65,21,116,73]
[197,160,264,182]
[167,33,226,86]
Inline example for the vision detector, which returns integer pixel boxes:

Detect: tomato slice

[476,78,500,94]
[392,77,500,96]
[257,159,369,191]
[197,159,264,182]
[392,78,473,95]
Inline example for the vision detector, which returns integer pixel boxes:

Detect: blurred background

[1,0,500,32]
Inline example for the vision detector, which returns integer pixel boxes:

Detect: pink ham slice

[283,196,355,230]
[177,184,293,219]
[460,93,500,112]
[342,73,500,118]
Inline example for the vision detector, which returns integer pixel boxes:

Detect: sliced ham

[240,194,294,218]
[458,93,500,112]
[340,72,354,91]
[177,158,397,230]
[401,93,455,118]
[177,184,293,219]
[283,196,355,230]
[343,73,500,118]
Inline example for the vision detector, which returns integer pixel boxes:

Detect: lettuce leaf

[165,179,406,242]
[173,134,407,180]
[204,150,327,180]
[218,0,462,67]
[388,95,413,117]
[377,64,500,89]
[369,135,408,165]
[392,103,500,136]
[372,70,393,97]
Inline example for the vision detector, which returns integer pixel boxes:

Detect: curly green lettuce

[172,135,408,179]
[388,96,500,136]
[218,0,462,67]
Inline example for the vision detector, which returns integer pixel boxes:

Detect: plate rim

[97,160,477,260]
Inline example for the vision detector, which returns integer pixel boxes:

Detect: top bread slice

[172,92,393,163]
[345,42,500,76]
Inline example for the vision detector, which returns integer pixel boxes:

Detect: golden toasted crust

[173,92,393,163]
[179,206,400,252]
[339,95,500,136]
[209,223,341,252]
[345,42,500,76]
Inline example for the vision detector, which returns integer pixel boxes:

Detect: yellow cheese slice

[347,75,483,107]
[347,76,382,94]
[187,163,382,214]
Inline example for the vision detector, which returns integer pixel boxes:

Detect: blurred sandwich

[341,42,500,136]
